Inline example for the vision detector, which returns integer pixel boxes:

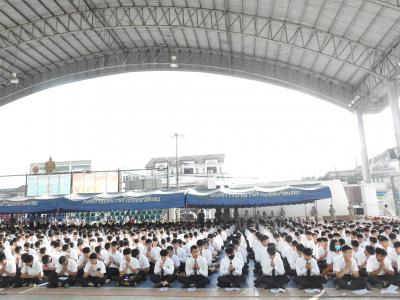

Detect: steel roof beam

[0,47,355,110]
[0,6,394,81]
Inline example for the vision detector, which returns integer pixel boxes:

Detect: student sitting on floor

[117,248,141,287]
[132,248,149,281]
[14,254,43,287]
[255,245,288,290]
[81,253,106,287]
[333,245,367,290]
[48,255,77,288]
[293,247,326,289]
[166,246,181,272]
[0,251,16,287]
[356,245,375,277]
[217,245,244,288]
[323,239,342,277]
[150,249,176,288]
[171,239,186,273]
[41,254,56,280]
[77,247,91,278]
[316,237,328,271]
[366,247,400,288]
[178,245,210,288]
[105,241,123,281]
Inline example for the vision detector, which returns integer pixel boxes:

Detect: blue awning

[0,190,186,213]
[185,185,332,208]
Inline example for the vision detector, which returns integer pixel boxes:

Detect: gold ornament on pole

[45,157,56,174]
[32,164,40,174]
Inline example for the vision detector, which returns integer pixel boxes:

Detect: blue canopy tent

[185,185,332,208]
[0,190,186,213]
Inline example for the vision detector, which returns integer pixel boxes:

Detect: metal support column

[356,110,371,183]
[387,81,400,216]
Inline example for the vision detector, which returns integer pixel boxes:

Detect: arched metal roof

[0,0,400,112]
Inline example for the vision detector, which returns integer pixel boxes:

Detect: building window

[207,166,217,174]
[184,168,194,174]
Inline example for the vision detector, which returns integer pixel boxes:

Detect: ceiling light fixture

[170,55,178,68]
[10,72,19,84]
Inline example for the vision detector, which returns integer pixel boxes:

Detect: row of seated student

[0,218,399,291]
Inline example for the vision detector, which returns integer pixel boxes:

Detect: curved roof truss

[0,0,400,113]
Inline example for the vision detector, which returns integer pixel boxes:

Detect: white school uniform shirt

[219,256,243,276]
[154,258,174,275]
[355,251,369,267]
[67,248,79,262]
[185,256,208,277]
[235,251,245,265]
[170,254,181,268]
[84,260,106,277]
[200,248,213,266]
[287,248,298,270]
[211,240,222,252]
[397,254,400,270]
[326,251,342,265]
[138,244,147,256]
[386,248,397,266]
[333,256,358,274]
[138,253,150,269]
[77,255,89,269]
[0,260,16,276]
[280,242,291,259]
[296,257,320,276]
[316,246,327,260]
[55,259,77,276]
[106,251,124,268]
[366,256,394,276]
[21,260,43,276]
[174,247,187,263]
[215,235,224,248]
[119,257,140,275]
[238,245,248,263]
[261,255,285,276]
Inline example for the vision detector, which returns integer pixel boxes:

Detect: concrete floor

[1,286,399,300]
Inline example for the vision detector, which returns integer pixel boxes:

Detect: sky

[0,71,396,187]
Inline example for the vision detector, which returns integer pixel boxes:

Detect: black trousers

[257,275,289,289]
[117,273,142,286]
[14,277,42,288]
[47,274,76,288]
[293,275,326,289]
[359,268,368,277]
[242,264,249,275]
[0,276,14,287]
[80,275,106,287]
[367,274,400,287]
[334,275,367,290]
[253,262,262,277]
[178,274,210,288]
[137,270,148,281]
[43,270,56,279]
[147,262,156,275]
[317,260,327,272]
[178,263,186,273]
[217,274,245,288]
[106,267,119,280]
[150,274,176,285]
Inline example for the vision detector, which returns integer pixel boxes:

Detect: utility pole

[171,133,184,189]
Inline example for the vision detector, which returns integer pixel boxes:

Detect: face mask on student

[335,245,341,251]
[228,255,235,260]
